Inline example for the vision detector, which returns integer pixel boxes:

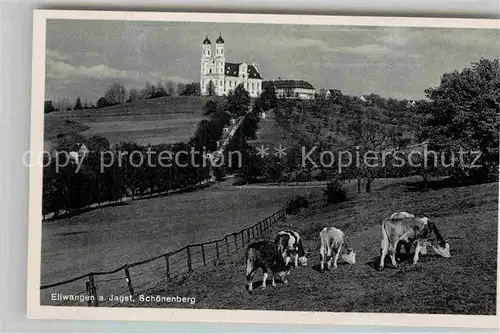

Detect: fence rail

[40,206,288,307]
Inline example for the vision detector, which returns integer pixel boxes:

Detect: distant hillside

[251,97,420,152]
[44,96,215,147]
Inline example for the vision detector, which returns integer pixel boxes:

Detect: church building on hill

[200,34,263,98]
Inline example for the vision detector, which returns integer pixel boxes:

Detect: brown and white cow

[378,213,451,270]
[245,240,289,293]
[274,230,309,268]
[319,227,356,272]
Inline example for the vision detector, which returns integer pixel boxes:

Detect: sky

[45,19,499,104]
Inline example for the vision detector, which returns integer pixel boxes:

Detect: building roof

[203,36,211,45]
[216,33,224,44]
[262,80,315,90]
[224,62,263,79]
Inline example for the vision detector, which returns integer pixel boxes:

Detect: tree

[44,100,55,113]
[128,88,140,102]
[203,99,218,115]
[87,135,110,152]
[260,85,278,110]
[207,80,215,96]
[97,97,110,109]
[165,80,177,96]
[177,82,186,96]
[418,58,500,182]
[104,83,126,105]
[347,114,391,193]
[181,82,200,96]
[226,83,251,116]
[74,97,83,110]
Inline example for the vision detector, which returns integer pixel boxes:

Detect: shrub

[286,195,309,215]
[323,180,347,204]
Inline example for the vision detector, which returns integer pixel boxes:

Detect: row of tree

[226,58,499,191]
[42,83,255,218]
[44,81,203,114]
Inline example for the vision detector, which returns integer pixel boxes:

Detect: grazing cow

[319,227,356,272]
[274,230,309,268]
[378,214,451,270]
[245,240,289,293]
[389,212,421,255]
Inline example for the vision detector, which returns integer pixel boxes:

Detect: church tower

[214,33,226,95]
[200,36,212,95]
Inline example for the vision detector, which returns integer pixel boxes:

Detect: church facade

[200,35,263,98]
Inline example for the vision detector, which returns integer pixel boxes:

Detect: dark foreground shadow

[245,278,288,293]
[366,253,415,271]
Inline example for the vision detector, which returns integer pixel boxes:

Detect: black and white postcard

[27,10,499,328]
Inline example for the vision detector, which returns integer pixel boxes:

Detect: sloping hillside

[44,96,213,147]
[133,181,498,315]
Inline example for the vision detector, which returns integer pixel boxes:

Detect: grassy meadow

[41,179,324,286]
[132,180,498,315]
[44,96,212,148]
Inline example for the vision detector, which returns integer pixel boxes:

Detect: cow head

[341,248,356,264]
[299,251,310,266]
[428,220,451,258]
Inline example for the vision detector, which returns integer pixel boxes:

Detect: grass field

[40,179,325,287]
[132,181,498,315]
[44,96,211,148]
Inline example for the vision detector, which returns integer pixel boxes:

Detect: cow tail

[380,220,389,253]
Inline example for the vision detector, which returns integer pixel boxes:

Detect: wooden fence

[40,206,287,307]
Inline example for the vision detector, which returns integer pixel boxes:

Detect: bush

[323,180,347,204]
[286,195,309,215]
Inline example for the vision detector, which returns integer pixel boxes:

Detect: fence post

[247,228,250,242]
[124,265,134,296]
[215,241,220,261]
[89,274,98,307]
[201,244,206,266]
[187,246,193,272]
[233,233,238,248]
[225,236,230,256]
[241,230,244,245]
[163,254,171,280]
[86,281,92,307]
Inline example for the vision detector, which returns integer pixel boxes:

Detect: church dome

[202,36,211,45]
[216,34,224,44]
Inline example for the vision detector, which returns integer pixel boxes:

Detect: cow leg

[294,252,299,268]
[326,243,334,270]
[396,241,403,254]
[262,269,268,289]
[420,244,427,255]
[389,244,398,268]
[246,268,257,293]
[379,231,389,270]
[388,236,399,268]
[413,241,423,264]
[320,243,326,272]
[285,251,291,266]
[333,244,342,269]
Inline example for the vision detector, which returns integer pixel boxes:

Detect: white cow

[379,213,451,271]
[319,227,356,272]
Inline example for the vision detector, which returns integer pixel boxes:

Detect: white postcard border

[27,9,500,329]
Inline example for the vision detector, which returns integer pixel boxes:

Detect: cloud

[46,49,190,84]
[46,50,130,79]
